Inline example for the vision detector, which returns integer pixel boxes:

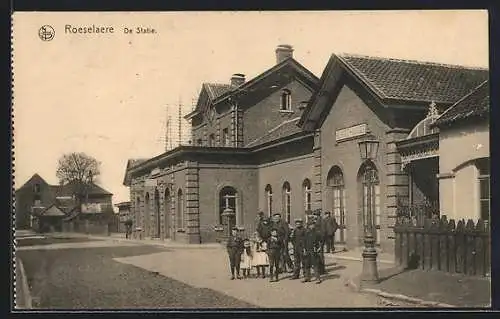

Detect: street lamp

[358,139,380,284]
[221,207,236,241]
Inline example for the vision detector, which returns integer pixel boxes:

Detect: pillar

[185,161,201,244]
[384,129,410,254]
[312,130,322,210]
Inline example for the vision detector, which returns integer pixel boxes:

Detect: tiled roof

[58,180,113,196]
[204,83,232,100]
[129,158,148,168]
[338,54,489,104]
[433,81,489,126]
[246,118,303,147]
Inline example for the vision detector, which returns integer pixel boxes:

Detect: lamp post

[358,139,380,284]
[222,207,236,241]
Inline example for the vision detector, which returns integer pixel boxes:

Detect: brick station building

[123,45,488,254]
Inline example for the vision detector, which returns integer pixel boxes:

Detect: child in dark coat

[267,228,283,282]
[226,227,244,280]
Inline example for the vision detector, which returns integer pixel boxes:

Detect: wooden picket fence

[394,216,490,277]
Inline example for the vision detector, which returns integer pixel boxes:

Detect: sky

[12,10,488,205]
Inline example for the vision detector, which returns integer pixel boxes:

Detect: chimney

[275,44,294,64]
[230,73,246,87]
[298,101,308,111]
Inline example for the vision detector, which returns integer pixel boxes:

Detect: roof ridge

[246,117,301,147]
[433,80,489,124]
[204,82,231,87]
[337,54,388,99]
[267,117,301,134]
[337,52,488,71]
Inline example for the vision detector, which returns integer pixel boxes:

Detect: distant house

[115,201,132,232]
[15,174,61,230]
[15,173,114,233]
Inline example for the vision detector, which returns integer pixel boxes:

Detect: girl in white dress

[240,239,253,279]
[251,232,269,279]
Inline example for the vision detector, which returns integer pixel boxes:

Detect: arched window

[265,184,273,217]
[154,188,161,238]
[33,183,41,193]
[144,192,150,234]
[476,158,490,221]
[135,197,141,227]
[303,179,312,212]
[280,89,292,111]
[164,188,171,238]
[177,189,184,229]
[282,182,291,223]
[327,166,346,243]
[219,186,238,225]
[359,162,381,245]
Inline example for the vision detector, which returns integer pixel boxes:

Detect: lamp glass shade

[358,140,380,161]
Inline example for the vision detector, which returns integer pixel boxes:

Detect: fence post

[447,219,457,273]
[465,219,476,276]
[455,220,466,274]
[430,219,440,271]
[408,225,416,268]
[474,219,485,276]
[439,216,448,272]
[401,219,409,268]
[415,229,424,269]
[394,220,402,266]
[423,219,432,270]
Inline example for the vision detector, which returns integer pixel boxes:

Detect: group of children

[239,231,271,279]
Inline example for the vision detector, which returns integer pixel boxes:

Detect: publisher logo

[39,25,55,41]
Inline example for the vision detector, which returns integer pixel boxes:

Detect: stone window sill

[279,109,294,114]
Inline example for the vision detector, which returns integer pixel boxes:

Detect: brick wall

[243,79,313,145]
[319,81,400,253]
[198,165,258,243]
[258,153,314,222]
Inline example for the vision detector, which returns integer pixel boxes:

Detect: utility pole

[178,97,182,147]
[165,105,170,152]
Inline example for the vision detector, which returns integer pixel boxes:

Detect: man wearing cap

[289,218,306,280]
[302,219,322,284]
[226,227,244,280]
[313,209,327,275]
[267,228,283,282]
[257,217,272,242]
[271,213,293,273]
[255,211,265,231]
[323,211,339,253]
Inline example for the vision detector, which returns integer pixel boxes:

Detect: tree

[56,152,101,205]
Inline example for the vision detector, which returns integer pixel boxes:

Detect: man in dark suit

[267,228,283,282]
[302,220,322,284]
[271,213,293,273]
[257,217,272,242]
[323,211,339,253]
[313,209,327,275]
[226,227,244,280]
[289,218,306,280]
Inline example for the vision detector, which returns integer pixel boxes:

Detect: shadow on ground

[18,245,257,309]
[16,237,103,247]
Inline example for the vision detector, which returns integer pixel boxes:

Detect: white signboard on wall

[145,179,157,187]
[82,203,102,213]
[335,123,368,142]
[151,167,161,176]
